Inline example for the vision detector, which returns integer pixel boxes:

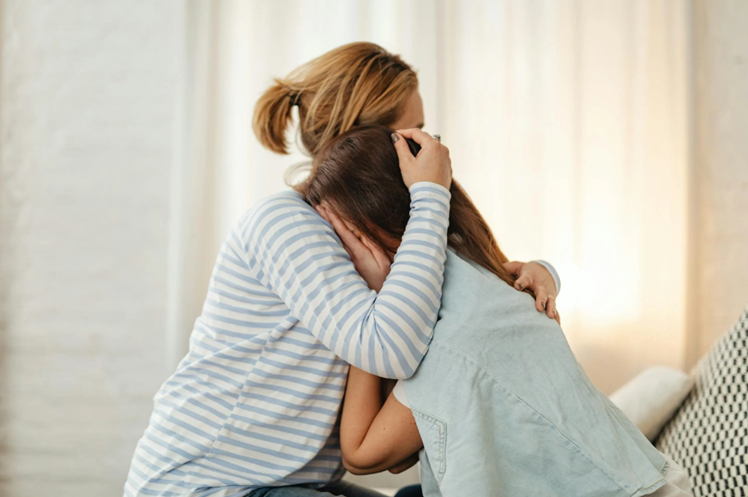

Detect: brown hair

[252,42,418,157]
[300,125,518,288]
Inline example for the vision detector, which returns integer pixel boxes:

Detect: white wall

[0,1,746,496]
[0,1,182,495]
[688,0,748,365]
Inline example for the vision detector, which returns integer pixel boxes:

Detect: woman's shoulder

[236,189,327,245]
[443,250,515,299]
[248,189,311,215]
[240,189,312,224]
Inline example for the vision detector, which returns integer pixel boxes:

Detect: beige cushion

[609,366,694,441]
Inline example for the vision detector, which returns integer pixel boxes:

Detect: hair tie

[288,90,300,107]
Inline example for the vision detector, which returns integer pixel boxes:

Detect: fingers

[316,205,352,257]
[534,289,559,321]
[361,235,391,270]
[340,218,389,269]
[317,205,353,257]
[317,204,391,272]
[326,209,368,257]
[340,241,353,259]
[530,286,558,320]
[511,260,559,320]
[314,204,332,224]
[546,295,557,320]
[392,132,416,163]
[514,273,533,292]
[503,261,524,276]
[394,127,436,145]
[535,290,548,313]
[393,128,451,189]
[515,271,558,320]
[341,217,363,239]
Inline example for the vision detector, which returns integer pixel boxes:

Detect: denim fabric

[393,485,423,497]
[248,481,387,497]
[403,249,670,497]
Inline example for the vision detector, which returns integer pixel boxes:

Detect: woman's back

[125,184,451,496]
[125,192,349,496]
[403,249,668,497]
[429,249,602,432]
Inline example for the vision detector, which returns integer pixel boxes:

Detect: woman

[302,125,694,497]
[124,43,560,497]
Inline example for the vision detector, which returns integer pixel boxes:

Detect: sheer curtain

[170,0,691,393]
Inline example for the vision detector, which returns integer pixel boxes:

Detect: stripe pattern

[124,183,451,496]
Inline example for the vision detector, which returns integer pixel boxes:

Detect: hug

[125,43,693,497]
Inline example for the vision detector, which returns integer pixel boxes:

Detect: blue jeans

[248,481,388,497]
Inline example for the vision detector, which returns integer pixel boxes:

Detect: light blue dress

[403,249,669,497]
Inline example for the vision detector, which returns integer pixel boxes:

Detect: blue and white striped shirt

[124,182,452,497]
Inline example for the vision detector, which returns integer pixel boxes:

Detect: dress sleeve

[244,182,451,379]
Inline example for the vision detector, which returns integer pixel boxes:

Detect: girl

[124,43,560,497]
[302,125,694,497]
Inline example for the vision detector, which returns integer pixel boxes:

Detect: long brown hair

[253,42,418,157]
[300,125,517,288]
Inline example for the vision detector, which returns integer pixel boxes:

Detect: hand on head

[391,128,452,190]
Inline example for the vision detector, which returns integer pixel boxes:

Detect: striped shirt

[124,182,452,497]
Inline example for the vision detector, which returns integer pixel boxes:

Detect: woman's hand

[392,128,452,189]
[504,261,559,323]
[315,204,391,293]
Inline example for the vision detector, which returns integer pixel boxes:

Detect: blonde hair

[252,42,418,157]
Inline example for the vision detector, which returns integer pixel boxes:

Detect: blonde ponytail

[252,80,299,155]
[252,42,418,157]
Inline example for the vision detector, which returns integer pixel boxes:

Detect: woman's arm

[243,130,451,380]
[340,366,423,475]
[245,183,449,379]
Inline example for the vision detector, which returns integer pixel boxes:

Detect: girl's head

[253,42,422,157]
[300,125,518,288]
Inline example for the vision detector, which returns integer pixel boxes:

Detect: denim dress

[402,249,669,497]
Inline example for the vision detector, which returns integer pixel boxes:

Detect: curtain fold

[171,0,691,393]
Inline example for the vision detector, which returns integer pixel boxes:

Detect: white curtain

[170,0,691,394]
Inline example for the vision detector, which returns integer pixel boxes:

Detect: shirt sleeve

[392,380,410,408]
[244,182,451,379]
[530,259,561,295]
